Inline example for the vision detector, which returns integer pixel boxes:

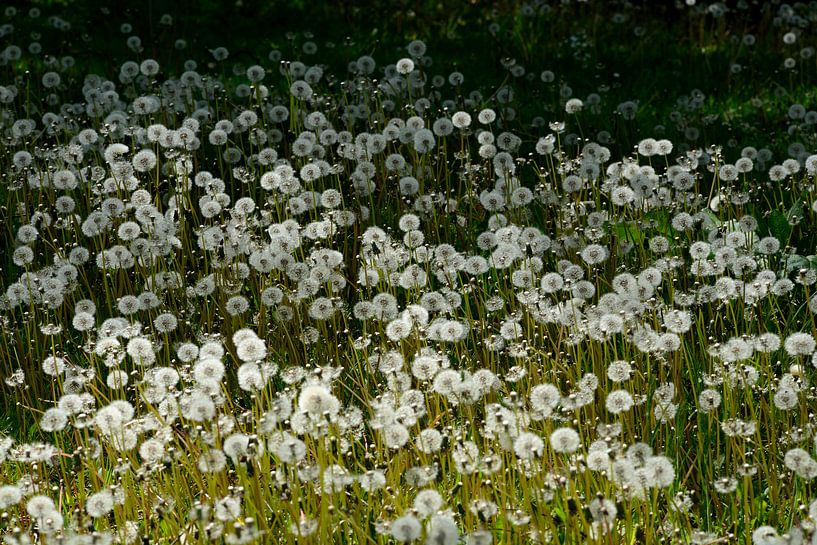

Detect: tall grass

[1,2,817,544]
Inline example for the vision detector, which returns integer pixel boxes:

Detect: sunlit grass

[1,2,817,545]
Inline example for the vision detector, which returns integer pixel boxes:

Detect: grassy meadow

[2,1,817,544]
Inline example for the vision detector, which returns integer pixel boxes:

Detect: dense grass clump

[2,1,817,544]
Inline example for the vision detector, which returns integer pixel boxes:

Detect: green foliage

[2,2,817,545]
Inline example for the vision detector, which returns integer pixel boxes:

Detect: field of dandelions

[3,0,817,543]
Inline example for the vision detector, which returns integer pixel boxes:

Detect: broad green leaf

[768,210,792,241]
